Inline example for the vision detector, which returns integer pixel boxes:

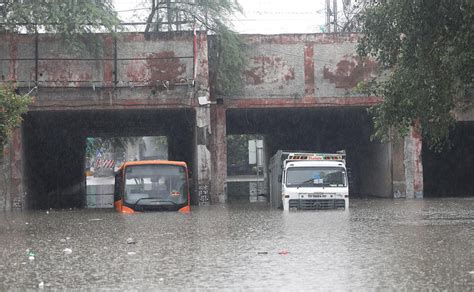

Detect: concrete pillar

[0,128,24,210]
[0,144,10,210]
[195,106,212,205]
[391,133,407,198]
[404,125,423,198]
[210,105,227,203]
[193,31,213,205]
[10,128,24,208]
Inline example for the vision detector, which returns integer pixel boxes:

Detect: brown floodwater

[0,198,472,290]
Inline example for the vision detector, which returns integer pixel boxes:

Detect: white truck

[269,151,349,211]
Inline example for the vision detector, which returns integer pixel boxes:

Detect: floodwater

[0,198,473,290]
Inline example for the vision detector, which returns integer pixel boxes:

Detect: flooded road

[0,198,473,290]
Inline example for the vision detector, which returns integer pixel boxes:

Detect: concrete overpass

[1,31,472,209]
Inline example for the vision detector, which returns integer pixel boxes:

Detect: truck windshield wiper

[295,178,315,189]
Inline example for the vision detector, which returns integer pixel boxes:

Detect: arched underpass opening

[226,107,392,201]
[22,109,195,210]
[423,122,474,197]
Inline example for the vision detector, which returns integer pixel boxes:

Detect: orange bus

[114,160,190,213]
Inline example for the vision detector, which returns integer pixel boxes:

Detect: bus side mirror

[278,175,282,182]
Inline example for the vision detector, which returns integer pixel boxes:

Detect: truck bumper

[283,197,349,211]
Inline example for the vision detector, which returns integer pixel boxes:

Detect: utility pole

[326,0,331,33]
[0,0,6,32]
[326,0,338,33]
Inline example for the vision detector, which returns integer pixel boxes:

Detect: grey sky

[113,0,327,34]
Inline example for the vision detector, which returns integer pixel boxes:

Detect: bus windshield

[124,164,188,206]
[286,167,347,188]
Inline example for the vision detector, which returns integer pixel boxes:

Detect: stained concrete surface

[0,198,472,290]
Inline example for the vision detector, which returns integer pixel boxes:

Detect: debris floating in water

[63,248,72,255]
[26,249,35,260]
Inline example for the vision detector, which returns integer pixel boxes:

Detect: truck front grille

[289,199,345,210]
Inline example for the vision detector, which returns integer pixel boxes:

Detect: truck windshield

[286,167,346,188]
[124,164,188,206]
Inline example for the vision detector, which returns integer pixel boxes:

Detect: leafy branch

[1,0,121,53]
[0,85,32,155]
[145,0,247,96]
[358,0,474,151]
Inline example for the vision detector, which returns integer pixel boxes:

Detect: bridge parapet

[210,33,381,108]
[0,32,208,110]
[0,32,386,110]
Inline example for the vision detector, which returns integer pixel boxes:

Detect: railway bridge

[1,31,473,209]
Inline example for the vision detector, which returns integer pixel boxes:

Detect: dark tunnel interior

[423,122,474,197]
[226,107,390,198]
[22,109,195,209]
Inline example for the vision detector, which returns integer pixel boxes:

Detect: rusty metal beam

[223,96,382,109]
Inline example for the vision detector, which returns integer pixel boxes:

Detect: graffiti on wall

[198,183,210,206]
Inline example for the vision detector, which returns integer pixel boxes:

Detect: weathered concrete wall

[234,34,379,101]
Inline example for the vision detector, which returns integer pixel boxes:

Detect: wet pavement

[0,198,473,290]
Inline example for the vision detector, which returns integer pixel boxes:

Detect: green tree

[1,0,120,51]
[0,86,31,156]
[358,0,474,150]
[145,0,247,96]
[2,0,119,33]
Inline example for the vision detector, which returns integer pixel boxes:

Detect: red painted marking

[304,44,315,95]
[103,35,114,84]
[323,56,378,89]
[412,122,424,193]
[244,56,295,86]
[125,51,186,85]
[8,35,18,81]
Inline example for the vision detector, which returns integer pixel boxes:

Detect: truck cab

[277,152,349,211]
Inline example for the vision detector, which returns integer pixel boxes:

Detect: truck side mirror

[278,175,282,182]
